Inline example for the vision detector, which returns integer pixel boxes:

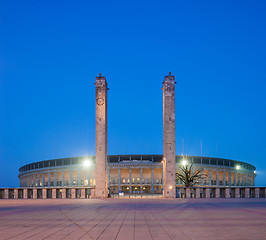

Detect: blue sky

[0,0,266,187]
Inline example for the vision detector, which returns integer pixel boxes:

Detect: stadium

[18,155,256,196]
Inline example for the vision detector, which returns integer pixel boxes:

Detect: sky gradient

[0,0,266,187]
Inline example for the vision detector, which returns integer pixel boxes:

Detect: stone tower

[163,72,176,198]
[95,73,108,198]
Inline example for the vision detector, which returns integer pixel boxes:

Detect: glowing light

[236,165,240,170]
[254,171,257,174]
[135,187,137,190]
[169,186,173,189]
[83,159,91,167]
[143,187,145,190]
[181,159,188,166]
[127,187,129,190]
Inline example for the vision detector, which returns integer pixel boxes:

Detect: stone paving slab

[0,198,266,240]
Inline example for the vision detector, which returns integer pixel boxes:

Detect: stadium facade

[18,155,256,195]
[18,73,256,197]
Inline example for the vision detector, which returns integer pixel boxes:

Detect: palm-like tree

[176,161,207,187]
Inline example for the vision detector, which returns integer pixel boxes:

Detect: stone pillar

[243,174,246,186]
[235,188,240,198]
[90,189,95,199]
[162,73,176,198]
[42,173,45,187]
[14,189,18,199]
[209,170,212,186]
[32,175,36,187]
[185,188,191,198]
[129,168,132,194]
[81,188,85,199]
[118,168,121,191]
[61,171,64,186]
[78,168,81,187]
[43,188,47,199]
[4,189,8,199]
[255,188,260,198]
[95,73,108,198]
[23,189,28,199]
[37,174,40,187]
[246,175,249,186]
[87,168,90,187]
[196,188,201,198]
[151,168,154,193]
[52,188,56,199]
[201,169,204,186]
[215,188,220,198]
[26,177,28,187]
[229,172,232,186]
[205,188,210,198]
[161,167,163,191]
[225,188,230,198]
[223,171,226,186]
[48,172,50,187]
[107,167,110,190]
[62,189,66,199]
[216,170,219,186]
[33,189,37,199]
[140,168,143,194]
[234,172,237,186]
[245,188,250,198]
[71,188,75,199]
[54,171,57,187]
[69,171,72,187]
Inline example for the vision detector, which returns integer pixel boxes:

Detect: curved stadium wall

[18,155,256,194]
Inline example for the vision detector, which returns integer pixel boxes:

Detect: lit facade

[18,155,256,194]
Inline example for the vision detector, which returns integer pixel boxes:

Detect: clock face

[96,98,105,105]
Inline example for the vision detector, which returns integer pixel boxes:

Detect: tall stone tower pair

[94,73,176,198]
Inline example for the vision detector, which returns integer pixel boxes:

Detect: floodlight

[83,159,91,167]
[181,159,188,166]
[236,165,240,170]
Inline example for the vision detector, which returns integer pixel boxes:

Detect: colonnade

[200,169,255,186]
[19,166,256,189]
[19,169,95,188]
[109,166,163,194]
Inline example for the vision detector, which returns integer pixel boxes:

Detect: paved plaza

[0,198,266,240]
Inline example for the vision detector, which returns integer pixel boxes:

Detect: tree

[176,161,207,187]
